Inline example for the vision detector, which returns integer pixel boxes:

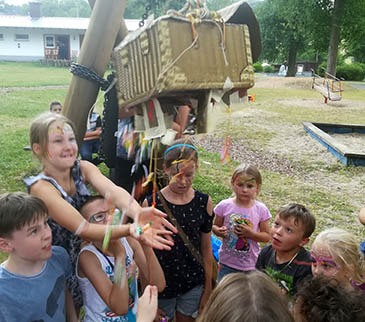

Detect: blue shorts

[217,263,251,283]
[158,284,203,319]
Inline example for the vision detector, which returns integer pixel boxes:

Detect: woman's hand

[137,285,158,322]
[130,207,177,250]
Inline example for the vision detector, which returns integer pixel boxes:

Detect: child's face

[311,242,348,283]
[44,120,78,168]
[50,104,62,114]
[270,215,308,253]
[165,160,197,193]
[81,198,109,225]
[231,175,260,204]
[5,216,52,262]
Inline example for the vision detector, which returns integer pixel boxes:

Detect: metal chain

[139,0,164,27]
[70,62,110,91]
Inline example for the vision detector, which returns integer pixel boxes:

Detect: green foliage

[263,65,274,73]
[253,62,263,72]
[336,64,365,81]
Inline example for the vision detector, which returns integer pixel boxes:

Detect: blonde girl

[24,112,176,308]
[311,227,365,291]
[212,164,271,281]
[197,271,294,322]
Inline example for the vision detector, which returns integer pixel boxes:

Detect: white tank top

[77,238,138,322]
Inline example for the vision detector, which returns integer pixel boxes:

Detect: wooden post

[63,0,127,147]
[88,0,129,50]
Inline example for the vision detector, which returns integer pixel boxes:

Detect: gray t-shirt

[0,246,71,321]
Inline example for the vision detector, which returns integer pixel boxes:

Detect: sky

[5,0,30,4]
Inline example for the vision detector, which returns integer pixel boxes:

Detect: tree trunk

[63,0,127,147]
[286,41,297,77]
[326,0,345,77]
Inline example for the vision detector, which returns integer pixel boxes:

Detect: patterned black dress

[147,190,213,299]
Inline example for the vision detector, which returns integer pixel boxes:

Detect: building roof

[0,15,140,31]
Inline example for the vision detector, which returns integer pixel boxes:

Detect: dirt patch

[0,85,68,93]
[255,76,312,90]
[279,98,364,109]
[195,135,297,175]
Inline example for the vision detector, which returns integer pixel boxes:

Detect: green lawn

[0,61,72,87]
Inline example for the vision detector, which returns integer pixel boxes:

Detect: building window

[15,34,29,41]
[44,35,55,48]
[0,34,3,41]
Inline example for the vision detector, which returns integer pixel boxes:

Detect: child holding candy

[77,196,165,322]
[212,164,271,282]
[24,112,176,310]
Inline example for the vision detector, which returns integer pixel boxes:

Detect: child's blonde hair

[231,164,262,185]
[29,112,75,159]
[197,271,294,322]
[313,227,365,286]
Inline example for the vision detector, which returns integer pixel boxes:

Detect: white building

[0,2,139,61]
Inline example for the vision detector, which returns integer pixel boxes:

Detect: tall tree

[255,0,311,76]
[326,0,344,76]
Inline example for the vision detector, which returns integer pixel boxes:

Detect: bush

[263,65,274,73]
[336,63,365,81]
[253,62,263,72]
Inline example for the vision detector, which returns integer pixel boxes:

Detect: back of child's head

[30,112,75,158]
[294,275,365,322]
[0,192,47,238]
[163,138,198,168]
[197,271,294,322]
[231,164,262,185]
[313,227,365,286]
[277,203,315,238]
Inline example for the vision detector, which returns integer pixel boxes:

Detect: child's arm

[199,196,214,313]
[78,241,129,316]
[136,285,158,322]
[212,215,228,238]
[127,236,166,292]
[199,231,213,313]
[234,219,270,243]
[29,168,176,250]
[359,207,365,225]
[65,289,78,322]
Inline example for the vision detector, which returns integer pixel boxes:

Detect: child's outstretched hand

[130,207,178,250]
[215,225,228,238]
[137,285,158,322]
[234,223,254,239]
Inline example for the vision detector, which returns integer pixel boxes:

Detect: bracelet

[74,219,88,236]
[135,221,153,237]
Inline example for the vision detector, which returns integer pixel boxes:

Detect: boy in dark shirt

[256,203,315,297]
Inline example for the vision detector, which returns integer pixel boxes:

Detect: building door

[56,35,70,60]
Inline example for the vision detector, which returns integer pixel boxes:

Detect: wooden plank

[303,121,365,166]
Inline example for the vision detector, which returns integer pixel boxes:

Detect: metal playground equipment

[311,68,343,104]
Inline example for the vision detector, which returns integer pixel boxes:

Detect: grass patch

[0,61,72,87]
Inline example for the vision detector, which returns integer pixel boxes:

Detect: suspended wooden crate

[112,16,255,133]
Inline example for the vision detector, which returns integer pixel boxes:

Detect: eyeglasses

[88,211,108,223]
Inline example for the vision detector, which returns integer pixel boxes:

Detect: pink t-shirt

[214,198,271,271]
